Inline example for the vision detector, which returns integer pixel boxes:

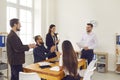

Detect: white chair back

[83,67,96,80]
[78,59,97,77]
[87,59,97,71]
[19,72,41,80]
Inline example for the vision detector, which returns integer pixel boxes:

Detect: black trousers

[10,64,23,80]
[81,49,94,65]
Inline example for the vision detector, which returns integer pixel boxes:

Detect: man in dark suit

[33,35,56,63]
[7,18,35,80]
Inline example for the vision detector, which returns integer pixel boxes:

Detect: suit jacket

[7,30,29,65]
[45,33,58,51]
[33,44,56,63]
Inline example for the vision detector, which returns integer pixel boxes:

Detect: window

[20,9,32,44]
[7,0,34,44]
[7,6,17,33]
[7,0,17,3]
[20,0,32,7]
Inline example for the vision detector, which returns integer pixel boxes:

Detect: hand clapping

[50,46,56,53]
[28,44,36,49]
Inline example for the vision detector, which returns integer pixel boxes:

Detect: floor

[92,71,120,80]
[0,71,120,80]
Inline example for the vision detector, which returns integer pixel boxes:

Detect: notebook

[50,66,60,71]
[38,62,51,66]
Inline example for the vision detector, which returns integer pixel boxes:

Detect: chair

[19,72,41,80]
[79,59,97,77]
[83,67,96,80]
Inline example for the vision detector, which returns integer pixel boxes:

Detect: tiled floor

[93,71,120,80]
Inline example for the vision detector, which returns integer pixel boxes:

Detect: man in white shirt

[78,23,97,65]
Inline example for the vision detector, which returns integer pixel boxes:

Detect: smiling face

[50,26,56,33]
[16,22,21,31]
[36,36,44,44]
[10,19,21,31]
[86,25,93,33]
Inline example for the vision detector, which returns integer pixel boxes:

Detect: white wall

[34,0,42,36]
[41,0,56,39]
[54,0,120,71]
[0,0,7,32]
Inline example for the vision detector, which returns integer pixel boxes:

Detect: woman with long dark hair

[45,24,59,58]
[60,40,80,80]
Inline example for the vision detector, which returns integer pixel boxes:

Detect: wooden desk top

[23,57,86,77]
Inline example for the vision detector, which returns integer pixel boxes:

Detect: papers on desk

[78,59,83,62]
[38,62,51,66]
[50,66,60,71]
[76,42,85,49]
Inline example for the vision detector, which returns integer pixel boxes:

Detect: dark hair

[48,24,56,33]
[34,35,40,43]
[10,18,19,27]
[87,23,93,27]
[62,40,78,77]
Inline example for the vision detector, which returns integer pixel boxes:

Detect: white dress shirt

[77,32,97,50]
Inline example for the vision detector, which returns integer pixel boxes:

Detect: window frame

[7,0,34,44]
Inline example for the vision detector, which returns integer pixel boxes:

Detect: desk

[23,57,86,80]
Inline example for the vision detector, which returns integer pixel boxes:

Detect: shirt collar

[87,32,93,35]
[36,43,44,47]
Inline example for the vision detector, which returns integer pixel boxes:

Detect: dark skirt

[62,75,81,80]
